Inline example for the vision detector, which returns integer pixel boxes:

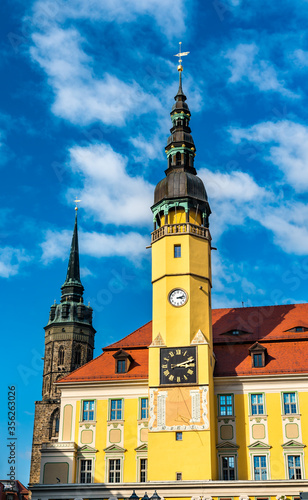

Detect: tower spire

[61,208,84,302]
[151,46,211,230]
[174,41,189,100]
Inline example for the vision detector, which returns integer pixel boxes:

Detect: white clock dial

[168,288,188,307]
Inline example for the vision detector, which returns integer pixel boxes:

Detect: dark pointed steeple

[61,209,84,302]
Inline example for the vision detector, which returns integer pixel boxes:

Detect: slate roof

[58,303,308,384]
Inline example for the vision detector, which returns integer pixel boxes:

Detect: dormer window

[286,326,308,333]
[249,342,266,368]
[221,329,252,337]
[117,360,126,373]
[253,353,263,367]
[113,349,133,374]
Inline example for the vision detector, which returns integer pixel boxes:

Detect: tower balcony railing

[151,223,210,243]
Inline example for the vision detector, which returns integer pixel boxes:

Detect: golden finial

[174,41,190,72]
[74,197,81,211]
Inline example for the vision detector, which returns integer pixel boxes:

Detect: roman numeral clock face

[160,346,197,385]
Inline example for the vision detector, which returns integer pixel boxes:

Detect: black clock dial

[160,346,197,385]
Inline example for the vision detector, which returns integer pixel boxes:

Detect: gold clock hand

[171,357,195,369]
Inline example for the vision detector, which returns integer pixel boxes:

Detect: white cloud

[41,228,148,264]
[211,251,265,306]
[261,203,308,255]
[230,120,308,191]
[30,27,161,127]
[198,167,269,238]
[67,143,154,227]
[0,247,31,278]
[31,0,187,38]
[199,166,308,256]
[225,43,299,98]
[292,49,308,68]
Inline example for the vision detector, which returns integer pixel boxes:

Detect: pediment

[78,445,98,453]
[216,441,239,450]
[135,443,148,452]
[282,440,305,449]
[249,342,266,353]
[191,329,208,345]
[248,440,271,449]
[104,444,126,453]
[150,333,166,347]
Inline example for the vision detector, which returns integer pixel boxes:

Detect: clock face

[160,346,197,385]
[168,288,188,307]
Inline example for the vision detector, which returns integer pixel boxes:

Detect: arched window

[168,156,172,168]
[75,345,81,366]
[49,408,60,439]
[58,346,64,366]
[176,152,181,166]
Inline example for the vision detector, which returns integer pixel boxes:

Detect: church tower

[29,209,96,484]
[148,58,216,480]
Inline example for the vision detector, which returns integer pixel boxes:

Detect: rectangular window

[253,455,267,480]
[218,394,233,416]
[140,398,149,419]
[82,400,94,421]
[80,459,92,483]
[176,472,182,480]
[109,459,121,483]
[253,353,263,367]
[251,394,264,415]
[110,399,123,420]
[174,244,181,258]
[117,359,126,373]
[176,432,182,441]
[288,455,302,479]
[221,456,235,480]
[140,458,147,482]
[283,393,297,414]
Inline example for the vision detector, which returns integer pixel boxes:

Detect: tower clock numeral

[169,351,174,357]
[184,375,188,380]
[187,369,193,375]
[169,375,174,381]
[183,350,187,356]
[176,349,181,355]
[177,376,181,383]
[162,364,168,368]
[164,370,170,376]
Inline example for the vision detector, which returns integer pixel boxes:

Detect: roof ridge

[213,302,307,312]
[104,320,152,349]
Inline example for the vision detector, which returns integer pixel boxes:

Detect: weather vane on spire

[74,197,81,211]
[174,42,190,72]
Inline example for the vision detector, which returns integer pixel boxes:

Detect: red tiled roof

[58,348,149,383]
[212,303,308,342]
[105,321,152,349]
[214,340,308,376]
[58,304,308,383]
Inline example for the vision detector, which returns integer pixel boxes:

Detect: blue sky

[1,0,308,486]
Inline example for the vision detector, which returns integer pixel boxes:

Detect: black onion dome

[154,170,208,205]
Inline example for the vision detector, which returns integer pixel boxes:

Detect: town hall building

[29,59,308,500]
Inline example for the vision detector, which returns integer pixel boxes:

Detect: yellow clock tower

[148,59,216,481]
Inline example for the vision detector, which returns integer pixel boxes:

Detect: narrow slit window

[174,245,181,258]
